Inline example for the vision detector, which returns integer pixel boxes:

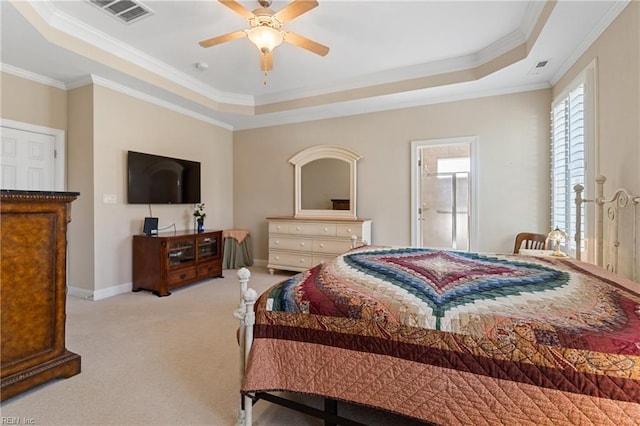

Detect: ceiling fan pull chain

[263,71,268,85]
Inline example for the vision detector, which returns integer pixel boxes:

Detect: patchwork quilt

[242,246,640,425]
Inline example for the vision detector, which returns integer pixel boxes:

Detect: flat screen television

[127,151,201,204]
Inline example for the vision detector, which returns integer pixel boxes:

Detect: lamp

[547,227,569,257]
[247,25,283,54]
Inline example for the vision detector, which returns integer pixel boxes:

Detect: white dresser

[267,217,372,274]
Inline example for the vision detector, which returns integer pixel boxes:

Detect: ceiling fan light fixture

[247,26,283,53]
[200,0,327,83]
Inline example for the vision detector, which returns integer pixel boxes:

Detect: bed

[234,177,640,425]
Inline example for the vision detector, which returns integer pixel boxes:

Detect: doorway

[0,120,65,191]
[411,137,478,251]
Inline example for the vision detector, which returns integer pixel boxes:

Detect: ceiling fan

[199,0,329,82]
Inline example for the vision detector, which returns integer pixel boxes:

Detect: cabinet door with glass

[167,240,195,267]
[197,235,220,262]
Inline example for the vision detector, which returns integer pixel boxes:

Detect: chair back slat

[514,232,547,254]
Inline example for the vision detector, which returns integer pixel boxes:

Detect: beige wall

[88,85,234,294]
[1,72,67,130]
[553,1,639,280]
[554,0,639,195]
[235,2,639,268]
[234,89,552,262]
[67,85,95,293]
[2,1,637,294]
[2,74,234,298]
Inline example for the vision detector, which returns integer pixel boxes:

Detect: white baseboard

[67,262,269,301]
[253,258,267,268]
[67,286,93,300]
[223,259,267,270]
[68,282,132,301]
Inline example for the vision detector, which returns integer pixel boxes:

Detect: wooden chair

[513,232,547,254]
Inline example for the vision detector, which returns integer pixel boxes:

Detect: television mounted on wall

[127,151,201,204]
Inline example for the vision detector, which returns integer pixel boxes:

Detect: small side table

[222,229,254,269]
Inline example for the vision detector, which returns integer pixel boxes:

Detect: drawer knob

[346,228,352,233]
[300,242,305,247]
[323,227,328,232]
[320,243,324,248]
[275,240,280,245]
[300,258,305,263]
[296,226,301,231]
[275,256,280,260]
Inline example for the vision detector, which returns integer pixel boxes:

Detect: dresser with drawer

[267,217,372,274]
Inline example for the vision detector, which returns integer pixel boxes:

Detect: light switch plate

[102,194,117,204]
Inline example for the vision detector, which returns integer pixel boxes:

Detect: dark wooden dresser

[132,230,223,297]
[1,190,81,401]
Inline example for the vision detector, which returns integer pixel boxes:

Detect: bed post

[574,183,586,261]
[634,196,640,281]
[594,175,606,267]
[234,268,257,426]
[574,176,606,263]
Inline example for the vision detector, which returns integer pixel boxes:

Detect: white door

[411,137,478,251]
[1,127,56,190]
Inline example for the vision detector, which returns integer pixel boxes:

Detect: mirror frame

[289,145,362,219]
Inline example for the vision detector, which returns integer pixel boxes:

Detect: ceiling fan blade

[199,30,247,48]
[283,31,329,56]
[218,0,255,20]
[274,0,318,24]
[260,50,274,72]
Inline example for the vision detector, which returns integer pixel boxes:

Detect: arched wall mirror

[289,145,362,219]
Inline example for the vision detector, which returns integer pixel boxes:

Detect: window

[551,83,584,251]
[437,157,470,175]
[550,62,596,259]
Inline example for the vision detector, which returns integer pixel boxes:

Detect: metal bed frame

[233,269,374,426]
[574,174,639,281]
[234,174,639,425]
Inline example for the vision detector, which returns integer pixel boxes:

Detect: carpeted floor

[0,266,425,425]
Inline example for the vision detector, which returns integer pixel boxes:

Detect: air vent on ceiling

[89,0,154,24]
[528,59,550,75]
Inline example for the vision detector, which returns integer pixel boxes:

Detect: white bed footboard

[234,267,256,426]
[575,175,640,281]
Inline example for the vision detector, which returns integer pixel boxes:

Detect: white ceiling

[0,0,629,130]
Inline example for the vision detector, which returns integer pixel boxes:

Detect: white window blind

[551,83,585,252]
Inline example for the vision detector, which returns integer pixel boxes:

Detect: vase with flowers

[193,203,206,233]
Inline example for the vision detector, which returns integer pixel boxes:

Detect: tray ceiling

[0,0,629,130]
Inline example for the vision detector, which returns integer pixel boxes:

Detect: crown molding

[2,65,234,130]
[256,2,544,106]
[28,0,254,107]
[551,0,630,86]
[254,27,530,107]
[89,75,234,130]
[521,0,548,40]
[8,0,622,131]
[234,81,551,131]
[27,0,549,111]
[254,53,478,106]
[65,74,94,90]
[0,63,67,90]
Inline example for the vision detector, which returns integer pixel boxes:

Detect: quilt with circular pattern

[242,246,640,425]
